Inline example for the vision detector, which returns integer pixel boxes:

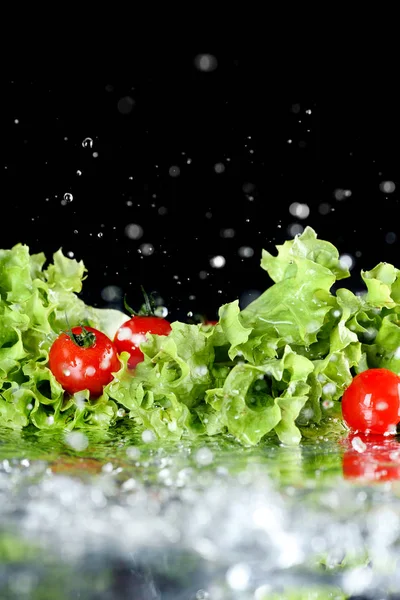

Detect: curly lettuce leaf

[4,227,400,447]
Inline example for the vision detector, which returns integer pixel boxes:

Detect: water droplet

[380,180,396,194]
[82,137,93,148]
[238,246,254,258]
[195,447,214,465]
[125,223,143,239]
[62,193,73,205]
[142,430,156,443]
[169,165,180,177]
[139,243,154,256]
[117,96,135,114]
[64,431,89,452]
[194,53,218,72]
[154,305,168,318]
[210,255,226,268]
[214,162,225,174]
[289,202,310,219]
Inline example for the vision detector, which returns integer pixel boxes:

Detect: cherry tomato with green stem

[341,368,400,435]
[49,325,120,397]
[114,287,172,369]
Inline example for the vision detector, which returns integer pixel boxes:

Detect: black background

[3,54,400,322]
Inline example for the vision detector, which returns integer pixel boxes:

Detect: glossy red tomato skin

[113,316,172,369]
[341,368,400,435]
[49,326,120,397]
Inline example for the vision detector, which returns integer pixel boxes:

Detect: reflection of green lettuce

[4,227,400,446]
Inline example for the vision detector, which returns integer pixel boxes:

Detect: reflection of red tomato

[342,432,400,482]
[50,457,104,476]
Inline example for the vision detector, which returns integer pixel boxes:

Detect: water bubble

[220,228,235,238]
[101,285,123,302]
[226,563,251,591]
[195,591,210,600]
[64,431,89,452]
[194,53,218,72]
[334,188,352,200]
[62,193,73,205]
[288,223,304,236]
[238,246,254,258]
[339,254,354,270]
[210,255,226,268]
[97,232,103,238]
[289,202,310,219]
[126,446,141,460]
[318,202,331,214]
[386,231,397,244]
[169,166,180,177]
[322,382,337,396]
[142,430,156,443]
[214,162,225,174]
[380,180,396,194]
[82,137,93,148]
[125,223,143,239]
[76,170,82,176]
[117,96,135,114]
[195,447,214,465]
[154,305,169,318]
[242,182,255,194]
[139,243,154,256]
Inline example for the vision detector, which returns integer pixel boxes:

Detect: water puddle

[2,426,400,598]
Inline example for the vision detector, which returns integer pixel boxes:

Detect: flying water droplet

[62,193,73,206]
[82,137,93,148]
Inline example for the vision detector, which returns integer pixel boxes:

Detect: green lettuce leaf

[3,227,400,446]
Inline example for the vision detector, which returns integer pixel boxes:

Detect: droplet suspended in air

[117,96,135,115]
[61,193,73,206]
[169,166,180,177]
[125,223,143,240]
[379,180,396,194]
[333,188,352,200]
[339,254,354,270]
[194,53,218,72]
[210,255,226,268]
[139,243,154,256]
[82,137,93,148]
[214,163,225,174]
[289,202,310,219]
[238,246,254,258]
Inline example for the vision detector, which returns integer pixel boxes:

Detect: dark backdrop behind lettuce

[3,56,400,323]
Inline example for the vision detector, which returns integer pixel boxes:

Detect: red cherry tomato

[342,433,400,482]
[113,316,172,369]
[341,368,400,435]
[49,326,120,397]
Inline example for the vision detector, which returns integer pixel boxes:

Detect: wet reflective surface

[2,425,400,599]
